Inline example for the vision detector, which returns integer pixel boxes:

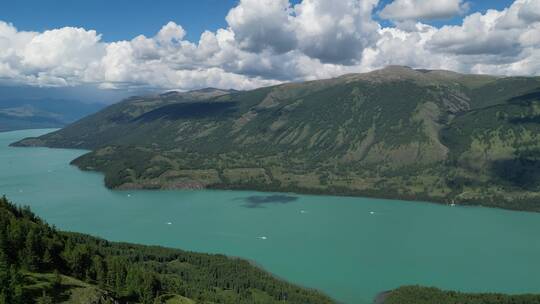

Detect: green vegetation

[12,67,540,211]
[0,196,334,303]
[385,286,540,304]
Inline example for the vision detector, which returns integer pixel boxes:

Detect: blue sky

[1,0,515,43]
[1,0,234,42]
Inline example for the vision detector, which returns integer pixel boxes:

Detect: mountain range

[0,98,104,132]
[13,66,540,211]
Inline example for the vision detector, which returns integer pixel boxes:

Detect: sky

[0,0,539,99]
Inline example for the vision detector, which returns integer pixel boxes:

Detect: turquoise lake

[1,129,540,304]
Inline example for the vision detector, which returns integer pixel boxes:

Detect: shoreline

[10,139,540,213]
[101,178,540,214]
[8,129,540,214]
[374,291,391,304]
[11,138,540,214]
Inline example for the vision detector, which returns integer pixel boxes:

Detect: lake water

[1,129,540,304]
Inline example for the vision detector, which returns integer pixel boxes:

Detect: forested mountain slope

[13,66,540,211]
[0,196,334,304]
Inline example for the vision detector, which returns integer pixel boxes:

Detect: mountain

[0,98,104,132]
[0,196,333,303]
[13,66,540,211]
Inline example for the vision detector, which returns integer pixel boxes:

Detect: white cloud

[294,0,380,64]
[225,0,380,64]
[520,23,540,47]
[156,21,186,44]
[21,27,105,73]
[0,22,106,87]
[380,0,469,21]
[226,0,296,53]
[428,10,521,56]
[0,0,539,91]
[517,0,540,23]
[427,0,540,62]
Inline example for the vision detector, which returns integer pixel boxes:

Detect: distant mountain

[159,87,239,99]
[0,98,104,132]
[13,66,540,211]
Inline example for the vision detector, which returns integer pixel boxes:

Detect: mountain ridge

[0,98,103,132]
[12,66,540,211]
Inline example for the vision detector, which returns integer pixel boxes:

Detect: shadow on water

[239,195,299,208]
[134,101,238,121]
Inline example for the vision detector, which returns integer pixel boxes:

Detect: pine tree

[42,248,53,270]
[52,270,62,290]
[36,290,53,304]
[0,251,9,287]
[23,228,39,271]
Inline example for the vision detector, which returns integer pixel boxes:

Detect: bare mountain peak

[156,88,235,100]
[337,66,499,88]
[381,65,414,72]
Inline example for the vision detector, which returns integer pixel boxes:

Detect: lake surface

[1,129,540,304]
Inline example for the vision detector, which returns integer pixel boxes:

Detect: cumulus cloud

[428,11,521,57]
[516,0,540,23]
[427,0,540,62]
[226,0,296,53]
[0,21,277,90]
[0,22,106,87]
[0,0,539,91]
[226,0,380,64]
[380,0,469,21]
[156,21,186,44]
[294,0,380,64]
[370,0,540,75]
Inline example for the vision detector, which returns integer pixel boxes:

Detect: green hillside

[0,196,333,304]
[12,66,540,211]
[384,286,540,304]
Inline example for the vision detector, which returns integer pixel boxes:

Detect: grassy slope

[22,272,116,304]
[11,67,540,211]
